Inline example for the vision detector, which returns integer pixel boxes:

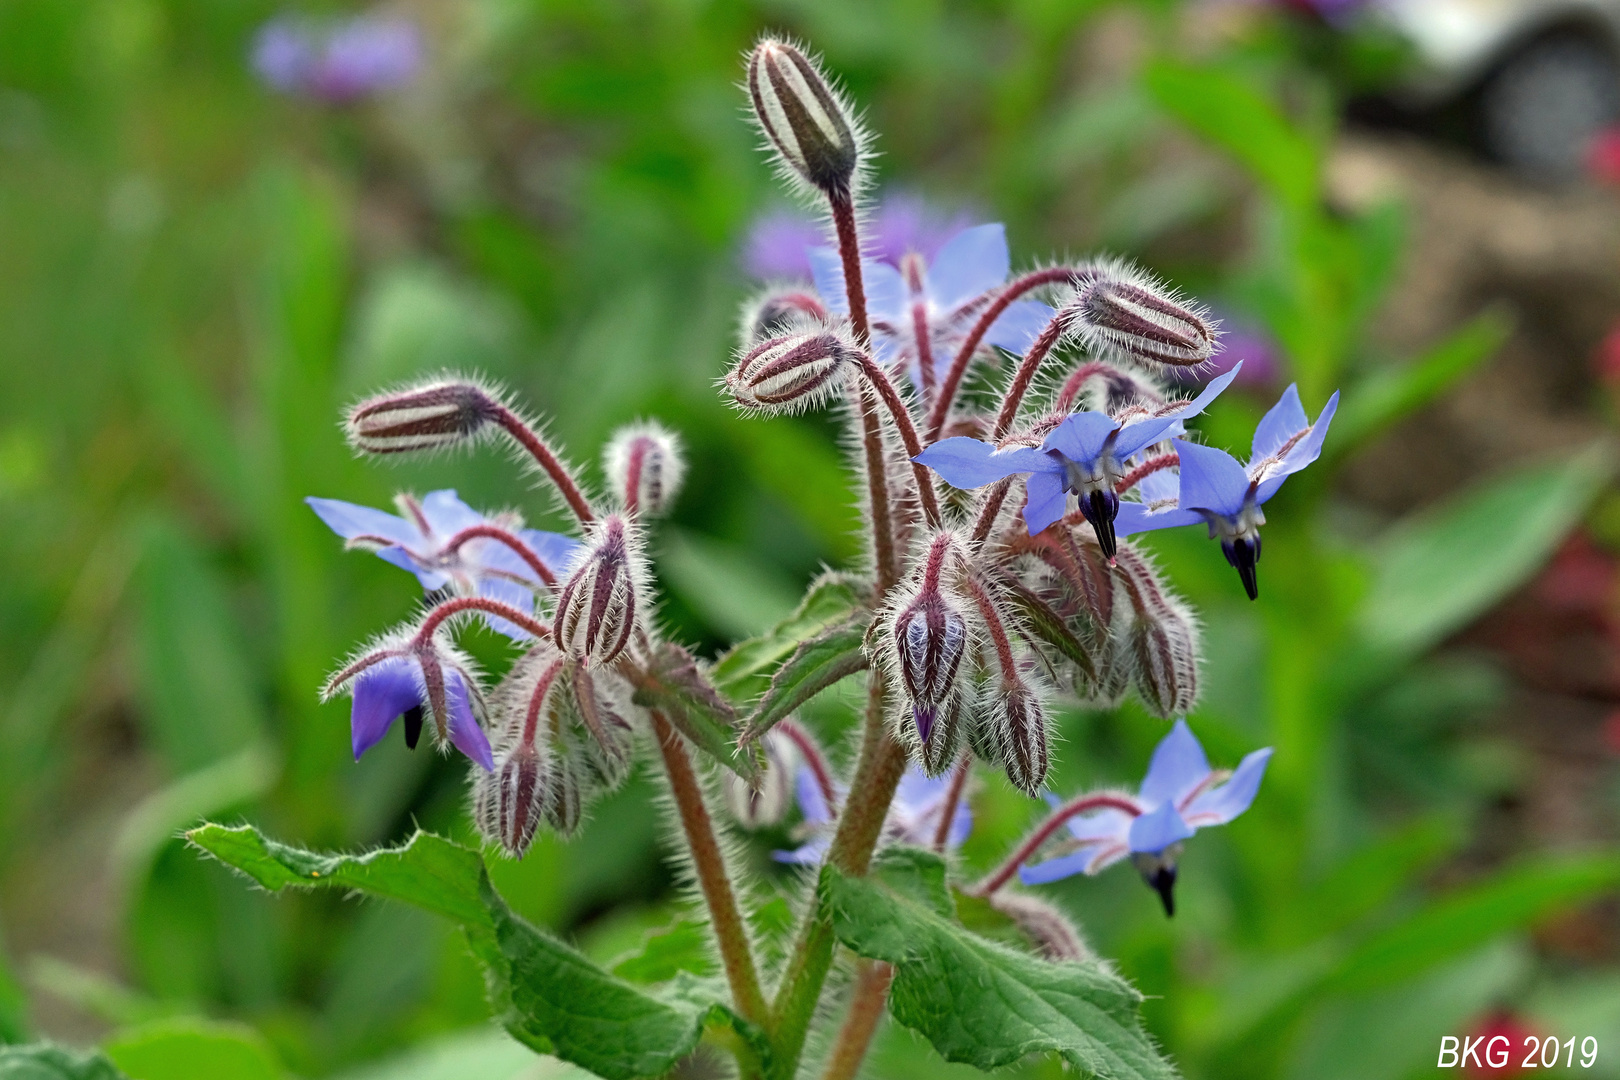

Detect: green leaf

[822,849,1177,1079]
[332,1030,587,1080]
[1331,308,1513,455]
[1143,60,1318,210]
[739,615,870,743]
[1358,443,1616,656]
[188,824,765,1080]
[103,1018,283,1080]
[611,920,716,984]
[1002,581,1096,682]
[712,575,866,697]
[0,1045,127,1080]
[630,643,760,782]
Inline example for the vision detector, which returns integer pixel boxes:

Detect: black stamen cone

[1084,489,1120,559]
[402,705,424,750]
[1145,865,1177,917]
[1223,537,1260,601]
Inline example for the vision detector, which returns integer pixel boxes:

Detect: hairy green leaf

[739,615,870,743]
[630,643,760,782]
[1002,580,1096,682]
[712,575,866,696]
[188,824,764,1080]
[0,1045,126,1080]
[611,920,716,984]
[821,849,1177,1078]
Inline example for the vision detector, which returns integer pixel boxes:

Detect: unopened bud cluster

[346,377,501,455]
[747,39,860,197]
[726,330,856,414]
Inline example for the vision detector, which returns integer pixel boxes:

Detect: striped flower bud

[345,378,500,454]
[554,515,644,666]
[474,739,549,858]
[723,729,799,829]
[1115,548,1199,718]
[569,662,638,786]
[746,39,859,197]
[603,422,685,518]
[726,330,854,414]
[545,756,586,837]
[740,287,829,347]
[893,588,969,748]
[988,892,1092,963]
[987,674,1050,797]
[1069,264,1217,368]
[918,692,967,777]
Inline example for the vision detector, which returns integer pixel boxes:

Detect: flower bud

[1069,265,1217,368]
[987,675,1050,797]
[746,39,859,196]
[988,892,1092,962]
[603,422,685,518]
[918,692,967,777]
[545,757,586,836]
[724,729,799,829]
[474,741,549,858]
[725,330,854,414]
[1115,548,1199,718]
[569,662,638,786]
[554,515,644,665]
[345,378,500,454]
[892,588,969,749]
[740,287,829,347]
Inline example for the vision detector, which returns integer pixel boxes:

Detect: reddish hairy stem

[776,719,838,816]
[854,351,941,529]
[414,596,552,643]
[820,959,895,1080]
[959,572,1018,679]
[442,524,559,588]
[970,477,1015,545]
[932,753,971,851]
[1114,452,1180,494]
[651,710,770,1026]
[992,312,1069,440]
[972,792,1145,896]
[623,438,648,515]
[491,405,595,526]
[912,302,936,403]
[1053,360,1118,413]
[927,267,1078,442]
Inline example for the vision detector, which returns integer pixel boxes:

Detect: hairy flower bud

[989,892,1092,962]
[726,330,854,414]
[554,515,644,665]
[346,378,500,454]
[1069,265,1217,368]
[569,662,638,785]
[746,39,859,196]
[724,729,800,829]
[474,741,549,858]
[893,589,969,748]
[918,692,967,776]
[987,675,1050,796]
[545,757,586,836]
[1115,548,1199,718]
[740,288,829,347]
[604,422,685,518]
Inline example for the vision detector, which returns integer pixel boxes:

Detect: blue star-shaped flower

[914,365,1241,556]
[341,648,493,770]
[1020,720,1271,915]
[808,223,1055,377]
[307,489,579,639]
[1114,384,1339,599]
[773,765,972,864]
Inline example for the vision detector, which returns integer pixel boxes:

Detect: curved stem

[1114,452,1179,494]
[992,312,1069,440]
[932,753,972,851]
[414,596,552,643]
[972,792,1145,897]
[928,268,1078,442]
[820,959,895,1080]
[854,351,941,529]
[776,719,838,817]
[970,476,1015,545]
[651,710,770,1028]
[491,404,596,526]
[912,302,936,404]
[1053,360,1118,413]
[442,524,559,588]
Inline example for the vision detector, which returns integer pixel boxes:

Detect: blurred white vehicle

[1374,0,1620,173]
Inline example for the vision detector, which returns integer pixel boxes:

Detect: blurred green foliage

[0,0,1617,1078]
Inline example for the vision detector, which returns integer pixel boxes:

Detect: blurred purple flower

[252,13,423,103]
[773,764,971,864]
[741,193,977,281]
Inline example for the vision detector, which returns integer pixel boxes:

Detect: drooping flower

[916,365,1242,556]
[325,632,494,770]
[1020,720,1271,915]
[809,222,1056,380]
[774,765,972,864]
[251,13,423,104]
[1114,384,1339,599]
[306,490,579,639]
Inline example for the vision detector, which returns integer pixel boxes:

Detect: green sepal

[739,614,870,743]
[712,575,867,697]
[630,642,762,782]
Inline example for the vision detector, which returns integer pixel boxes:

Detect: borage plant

[191,37,1338,1080]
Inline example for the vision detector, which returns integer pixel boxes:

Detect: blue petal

[895,767,946,808]
[915,438,1049,489]
[1137,720,1212,808]
[477,578,538,641]
[1137,469,1180,505]
[808,246,847,315]
[1023,469,1068,536]
[1116,502,1204,539]
[1042,411,1118,467]
[523,529,584,577]
[925,223,1009,311]
[1172,440,1250,518]
[1064,807,1135,845]
[772,838,830,865]
[1127,800,1195,854]
[1251,384,1308,461]
[350,659,422,761]
[444,669,494,771]
[796,766,832,826]
[944,799,972,850]
[1184,747,1272,826]
[306,497,419,546]
[1254,390,1339,505]
[1112,363,1242,462]
[983,300,1056,356]
[1018,848,1094,886]
[806,246,906,322]
[419,490,485,540]
[375,545,448,592]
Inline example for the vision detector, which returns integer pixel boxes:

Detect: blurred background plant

[5,0,1620,1077]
